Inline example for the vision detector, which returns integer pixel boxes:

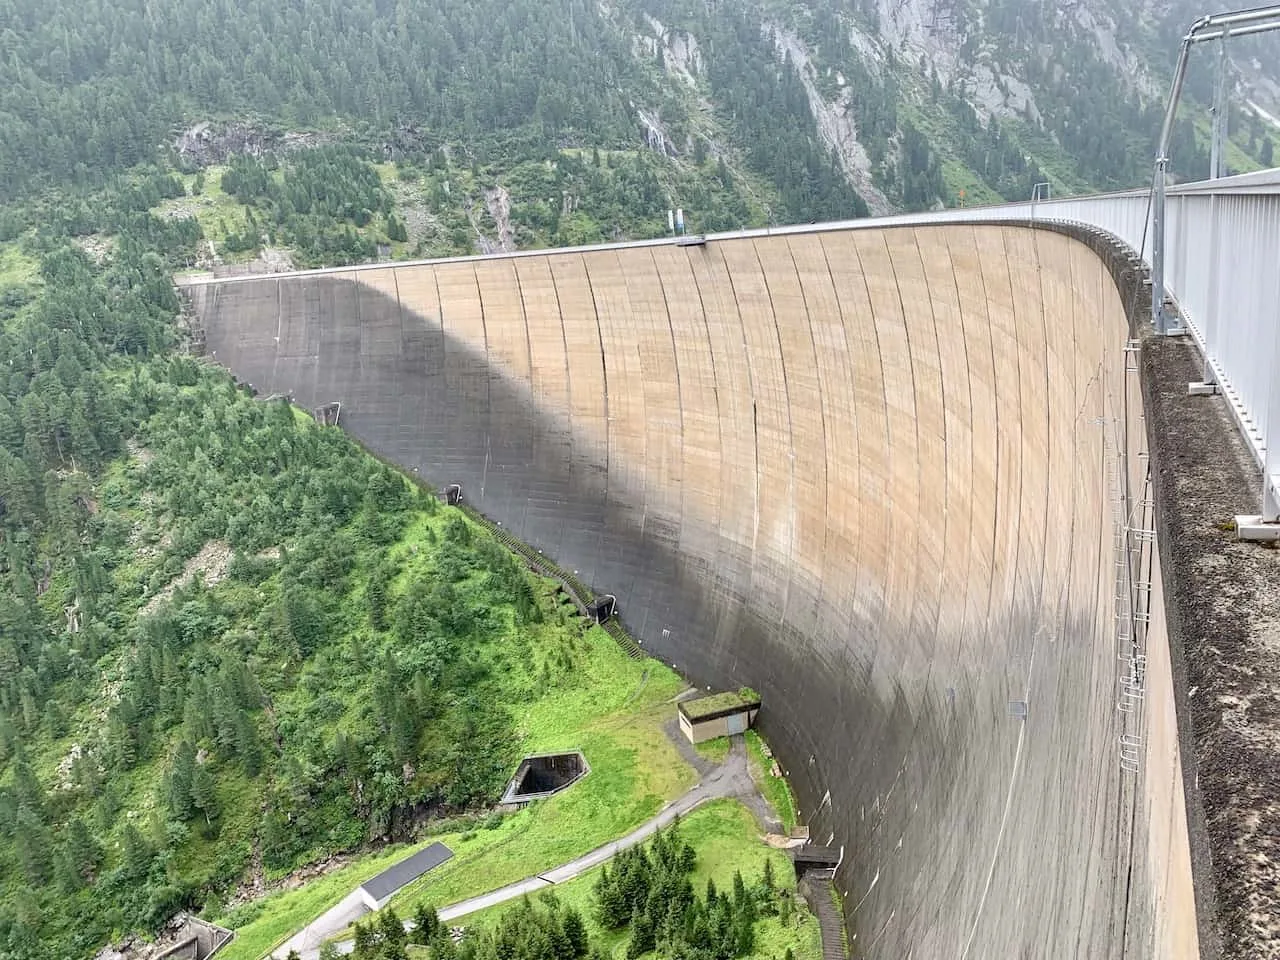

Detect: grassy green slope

[164,144,773,277]
[386,666,692,915]
[0,241,39,288]
[744,731,797,834]
[222,636,693,959]
[449,799,822,960]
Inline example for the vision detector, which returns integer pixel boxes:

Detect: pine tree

[732,870,747,907]
[378,906,406,945]
[391,702,418,763]
[595,863,629,928]
[121,822,151,878]
[367,569,388,630]
[14,807,51,885]
[12,759,45,816]
[547,906,575,959]
[626,905,655,959]
[734,914,755,957]
[54,848,84,893]
[359,490,386,543]
[261,803,295,869]
[68,409,100,465]
[191,763,219,824]
[563,907,589,957]
[236,712,263,777]
[283,587,325,655]
[412,902,440,944]
[412,671,433,716]
[169,740,196,820]
[735,870,756,925]
[108,711,137,768]
[352,921,377,957]
[65,817,102,878]
[184,675,215,743]
[213,694,240,756]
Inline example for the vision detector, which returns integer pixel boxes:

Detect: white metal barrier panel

[1011,171,1280,528]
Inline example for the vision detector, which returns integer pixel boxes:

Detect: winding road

[275,737,765,960]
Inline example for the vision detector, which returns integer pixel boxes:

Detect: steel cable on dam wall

[184,224,1199,958]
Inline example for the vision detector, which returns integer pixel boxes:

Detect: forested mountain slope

[1,0,1277,219]
[0,178,620,957]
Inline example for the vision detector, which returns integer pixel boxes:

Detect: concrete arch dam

[183,223,1199,957]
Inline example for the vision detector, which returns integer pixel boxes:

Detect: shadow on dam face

[184,223,1201,958]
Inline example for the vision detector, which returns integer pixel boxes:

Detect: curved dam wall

[184,224,1199,957]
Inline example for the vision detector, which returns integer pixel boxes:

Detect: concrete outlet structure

[183,221,1201,958]
[153,916,234,960]
[499,751,589,808]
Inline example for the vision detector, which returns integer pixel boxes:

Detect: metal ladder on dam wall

[1114,338,1158,775]
[1071,222,1161,777]
[449,498,645,660]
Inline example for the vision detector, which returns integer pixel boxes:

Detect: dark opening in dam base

[499,752,589,808]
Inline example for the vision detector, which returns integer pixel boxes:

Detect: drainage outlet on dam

[499,751,589,809]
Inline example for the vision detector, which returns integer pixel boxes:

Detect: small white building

[357,841,453,911]
[677,689,761,744]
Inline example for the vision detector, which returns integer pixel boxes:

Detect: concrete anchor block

[1187,381,1219,396]
[1235,515,1280,542]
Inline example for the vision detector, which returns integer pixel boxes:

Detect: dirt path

[664,716,718,778]
[270,891,367,959]
[284,738,762,960]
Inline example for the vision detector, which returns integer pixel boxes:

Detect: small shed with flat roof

[357,841,453,910]
[678,689,761,744]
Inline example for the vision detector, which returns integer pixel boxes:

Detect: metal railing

[1150,4,1280,334]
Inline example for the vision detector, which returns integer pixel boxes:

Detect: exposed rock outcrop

[174,121,333,167]
[484,186,517,253]
[768,24,895,216]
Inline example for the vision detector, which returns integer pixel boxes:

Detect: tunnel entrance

[499,751,589,808]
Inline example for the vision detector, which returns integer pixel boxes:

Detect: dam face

[184,224,1199,957]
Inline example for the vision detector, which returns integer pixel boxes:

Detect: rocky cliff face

[878,0,1279,123]
[620,0,1280,210]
